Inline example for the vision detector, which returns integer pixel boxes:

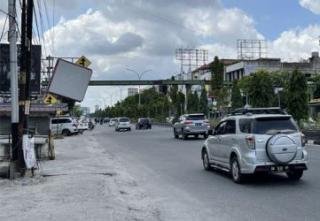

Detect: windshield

[252,117,298,134]
[119,118,129,122]
[186,115,205,120]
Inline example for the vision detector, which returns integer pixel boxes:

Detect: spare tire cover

[266,134,298,164]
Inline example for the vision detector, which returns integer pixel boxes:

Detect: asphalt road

[93,124,320,221]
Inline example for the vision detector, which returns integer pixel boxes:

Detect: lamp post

[126,68,152,107]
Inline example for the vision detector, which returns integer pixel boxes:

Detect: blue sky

[223,0,320,40]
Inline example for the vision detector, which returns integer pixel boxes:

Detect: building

[127,87,138,97]
[225,52,320,82]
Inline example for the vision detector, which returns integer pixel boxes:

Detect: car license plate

[195,123,202,126]
[271,166,289,172]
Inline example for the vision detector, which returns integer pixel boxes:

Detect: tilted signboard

[0,44,41,94]
[48,59,92,102]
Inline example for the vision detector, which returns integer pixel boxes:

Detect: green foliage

[210,56,224,91]
[209,56,228,111]
[187,91,199,113]
[93,87,173,122]
[71,105,83,117]
[177,91,185,116]
[239,71,275,107]
[231,80,243,110]
[199,88,208,115]
[286,70,309,122]
[313,75,320,99]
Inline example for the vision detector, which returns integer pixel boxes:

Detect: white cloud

[41,0,263,110]
[269,24,320,61]
[299,0,320,14]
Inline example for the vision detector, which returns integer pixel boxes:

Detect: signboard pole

[8,0,19,179]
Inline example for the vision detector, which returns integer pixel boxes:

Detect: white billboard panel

[48,59,92,101]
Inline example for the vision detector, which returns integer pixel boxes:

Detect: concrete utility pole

[8,0,19,179]
[16,0,33,174]
[126,68,152,107]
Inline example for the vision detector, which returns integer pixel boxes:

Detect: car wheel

[286,169,303,181]
[62,129,70,136]
[182,130,188,140]
[195,134,199,139]
[203,133,208,139]
[230,157,243,184]
[202,150,211,171]
[128,128,131,131]
[173,129,179,139]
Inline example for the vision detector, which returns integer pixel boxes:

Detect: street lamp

[126,68,152,107]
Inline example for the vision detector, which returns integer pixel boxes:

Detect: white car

[50,117,78,136]
[77,120,89,133]
[201,109,308,183]
[115,117,131,131]
[109,118,117,127]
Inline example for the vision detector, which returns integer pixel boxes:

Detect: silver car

[115,117,131,131]
[173,113,210,139]
[201,113,308,183]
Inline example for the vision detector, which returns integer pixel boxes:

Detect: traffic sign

[44,94,58,104]
[75,56,91,67]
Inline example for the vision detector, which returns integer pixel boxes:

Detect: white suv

[201,112,308,183]
[50,117,78,136]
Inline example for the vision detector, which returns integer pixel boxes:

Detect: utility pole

[8,0,19,179]
[17,0,33,174]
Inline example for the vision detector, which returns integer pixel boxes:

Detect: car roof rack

[230,107,287,116]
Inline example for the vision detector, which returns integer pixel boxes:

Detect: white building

[127,87,138,97]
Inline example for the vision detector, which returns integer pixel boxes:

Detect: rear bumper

[184,128,208,135]
[254,163,307,173]
[241,160,308,174]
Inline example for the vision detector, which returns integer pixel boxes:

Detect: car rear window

[186,115,205,120]
[252,117,298,134]
[139,118,149,123]
[119,118,129,122]
[239,117,298,134]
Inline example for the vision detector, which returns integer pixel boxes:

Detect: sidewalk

[0,131,161,221]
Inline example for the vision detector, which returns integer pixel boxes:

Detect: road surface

[95,124,320,221]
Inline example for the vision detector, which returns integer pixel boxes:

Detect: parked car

[201,112,308,183]
[50,117,78,136]
[173,113,210,139]
[109,118,117,127]
[136,118,152,130]
[115,117,131,131]
[77,119,89,134]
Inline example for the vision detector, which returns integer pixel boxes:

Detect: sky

[1,0,320,111]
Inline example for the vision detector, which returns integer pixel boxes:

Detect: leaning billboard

[48,59,92,102]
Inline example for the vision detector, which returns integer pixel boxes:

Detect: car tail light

[184,120,193,125]
[301,133,306,147]
[245,135,255,149]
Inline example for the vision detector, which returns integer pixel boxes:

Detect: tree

[248,70,275,107]
[287,70,309,123]
[209,56,229,112]
[231,80,243,110]
[187,91,199,113]
[199,88,208,115]
[71,105,83,117]
[313,75,320,99]
[177,91,185,116]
